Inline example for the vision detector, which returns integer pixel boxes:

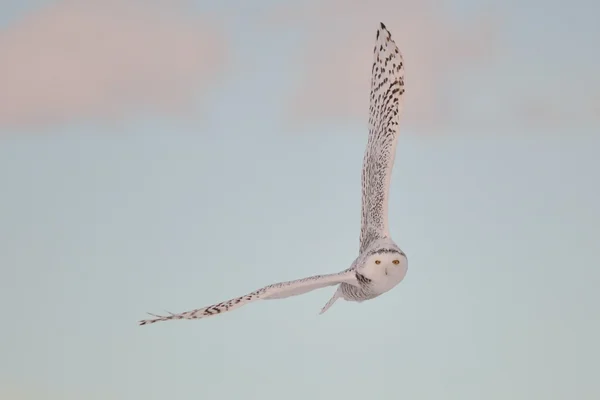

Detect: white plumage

[139,22,407,326]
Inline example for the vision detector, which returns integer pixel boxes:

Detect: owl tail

[319,286,341,315]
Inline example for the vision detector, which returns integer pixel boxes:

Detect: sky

[1,1,599,399]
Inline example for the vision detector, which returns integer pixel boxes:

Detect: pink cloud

[263,0,499,132]
[0,1,227,130]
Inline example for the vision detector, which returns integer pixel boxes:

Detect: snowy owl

[139,22,406,326]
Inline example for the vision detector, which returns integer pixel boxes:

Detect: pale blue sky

[1,1,599,400]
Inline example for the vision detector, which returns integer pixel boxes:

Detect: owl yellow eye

[392,260,400,265]
[375,260,381,265]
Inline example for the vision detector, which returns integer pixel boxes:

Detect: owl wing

[359,22,405,254]
[139,269,359,325]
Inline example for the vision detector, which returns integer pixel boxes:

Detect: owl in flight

[139,22,407,326]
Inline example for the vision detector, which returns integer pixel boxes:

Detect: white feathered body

[341,239,408,302]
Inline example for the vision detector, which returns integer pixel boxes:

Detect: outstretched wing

[359,22,405,254]
[139,270,359,325]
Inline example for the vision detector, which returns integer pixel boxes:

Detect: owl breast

[339,282,372,302]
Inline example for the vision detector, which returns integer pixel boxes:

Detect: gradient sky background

[1,1,599,399]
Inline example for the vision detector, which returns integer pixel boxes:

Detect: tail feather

[319,287,341,315]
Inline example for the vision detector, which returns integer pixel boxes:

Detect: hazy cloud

[0,0,227,130]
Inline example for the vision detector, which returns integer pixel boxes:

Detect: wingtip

[376,22,387,39]
[377,22,391,41]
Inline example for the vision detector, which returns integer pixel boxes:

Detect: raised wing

[139,270,359,325]
[359,22,405,254]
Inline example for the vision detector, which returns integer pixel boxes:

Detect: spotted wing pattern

[359,22,405,254]
[139,270,359,325]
